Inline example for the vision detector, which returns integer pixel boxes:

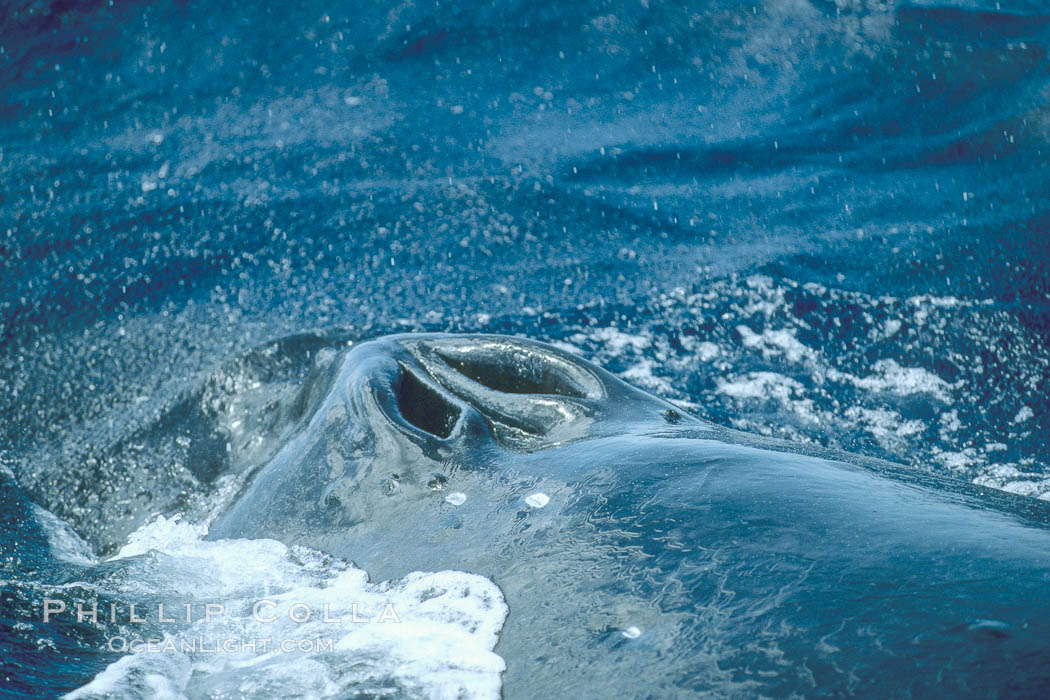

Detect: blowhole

[395,367,460,438]
[435,346,590,398]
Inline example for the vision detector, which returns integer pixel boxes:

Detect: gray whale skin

[210,333,1050,697]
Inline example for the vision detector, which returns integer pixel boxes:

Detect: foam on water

[64,516,508,699]
[556,275,1048,499]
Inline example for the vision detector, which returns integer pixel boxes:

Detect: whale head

[208,332,1050,697]
[209,333,703,554]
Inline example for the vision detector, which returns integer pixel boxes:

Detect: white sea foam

[620,357,674,394]
[716,371,804,402]
[935,449,979,471]
[694,341,720,362]
[735,326,815,364]
[66,516,508,700]
[560,274,1043,505]
[843,359,952,401]
[576,327,652,353]
[1014,406,1035,424]
[715,372,819,425]
[843,406,924,448]
[972,464,1050,501]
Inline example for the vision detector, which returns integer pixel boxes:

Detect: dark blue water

[2,0,1049,696]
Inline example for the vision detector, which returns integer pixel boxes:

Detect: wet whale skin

[210,333,1050,697]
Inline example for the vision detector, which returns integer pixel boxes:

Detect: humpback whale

[210,334,1050,697]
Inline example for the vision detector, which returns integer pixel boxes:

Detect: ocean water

[1,0,1049,696]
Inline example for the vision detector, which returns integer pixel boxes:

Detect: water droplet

[445,492,467,506]
[524,492,549,508]
[622,626,642,639]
